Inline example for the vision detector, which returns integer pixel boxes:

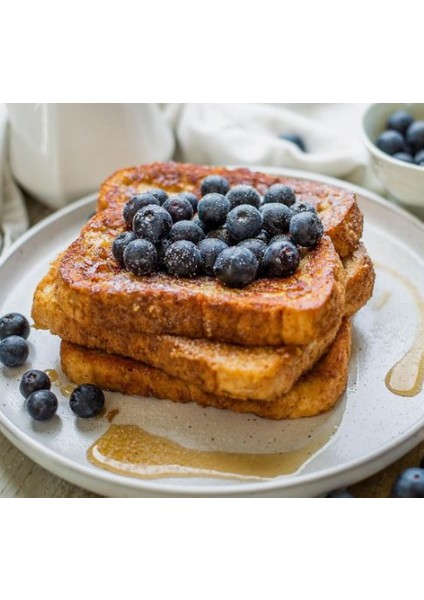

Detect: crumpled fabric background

[0,103,374,255]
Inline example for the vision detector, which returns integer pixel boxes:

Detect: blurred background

[0,103,381,255]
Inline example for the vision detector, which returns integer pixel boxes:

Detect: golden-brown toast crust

[99,163,363,258]
[343,243,376,317]
[32,245,372,401]
[55,221,345,346]
[60,320,351,420]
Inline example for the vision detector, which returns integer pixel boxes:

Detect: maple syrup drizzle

[87,423,337,481]
[44,369,59,383]
[376,264,424,397]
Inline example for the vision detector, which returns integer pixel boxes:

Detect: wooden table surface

[1,195,423,498]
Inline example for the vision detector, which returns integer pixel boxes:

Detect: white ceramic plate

[1,168,424,497]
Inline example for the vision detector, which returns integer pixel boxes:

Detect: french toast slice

[99,163,363,258]
[32,244,373,401]
[60,320,351,420]
[52,204,346,346]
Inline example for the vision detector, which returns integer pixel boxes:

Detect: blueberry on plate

[169,220,205,244]
[261,203,293,235]
[149,188,169,205]
[326,489,354,498]
[226,205,262,242]
[392,152,415,164]
[0,336,29,367]
[290,212,324,247]
[179,192,198,213]
[263,240,300,277]
[415,149,424,165]
[198,193,231,229]
[112,231,136,266]
[0,312,30,340]
[163,195,194,223]
[164,240,202,277]
[213,247,258,288]
[26,389,58,421]
[279,133,306,152]
[263,184,296,207]
[226,185,261,209]
[198,238,228,276]
[237,238,267,264]
[20,370,51,399]
[290,201,317,216]
[123,192,159,227]
[387,110,414,135]
[123,239,157,276]
[200,175,230,196]
[70,384,105,418]
[406,121,424,152]
[391,467,424,497]
[376,130,405,155]
[133,204,172,243]
[206,227,232,245]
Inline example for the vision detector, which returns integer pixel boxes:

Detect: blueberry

[326,489,355,498]
[261,203,293,235]
[226,185,261,209]
[206,227,232,245]
[149,188,169,205]
[376,130,405,155]
[164,241,202,277]
[387,110,414,135]
[263,240,300,277]
[213,247,258,288]
[198,238,228,276]
[123,239,157,276]
[169,220,205,244]
[0,312,30,340]
[20,370,51,399]
[112,231,136,266]
[156,238,172,271]
[133,204,172,242]
[123,193,159,227]
[255,229,270,243]
[269,233,291,245]
[263,184,296,207]
[163,195,194,223]
[391,468,424,497]
[0,336,29,367]
[279,133,306,152]
[193,216,208,232]
[26,390,58,421]
[415,149,424,165]
[225,204,262,243]
[179,192,198,213]
[200,175,230,196]
[392,152,415,164]
[70,384,105,418]
[198,193,231,229]
[291,201,318,216]
[237,239,267,264]
[290,212,324,247]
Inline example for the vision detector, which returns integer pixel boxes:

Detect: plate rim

[1,167,424,497]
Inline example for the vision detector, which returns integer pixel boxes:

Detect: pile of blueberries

[112,175,324,288]
[0,311,105,421]
[375,110,424,166]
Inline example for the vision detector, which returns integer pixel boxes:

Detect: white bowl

[362,103,424,207]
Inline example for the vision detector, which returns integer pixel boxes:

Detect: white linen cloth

[0,103,372,255]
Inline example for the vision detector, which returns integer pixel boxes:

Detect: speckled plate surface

[1,168,424,497]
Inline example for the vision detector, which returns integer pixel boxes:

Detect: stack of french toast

[32,163,375,419]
